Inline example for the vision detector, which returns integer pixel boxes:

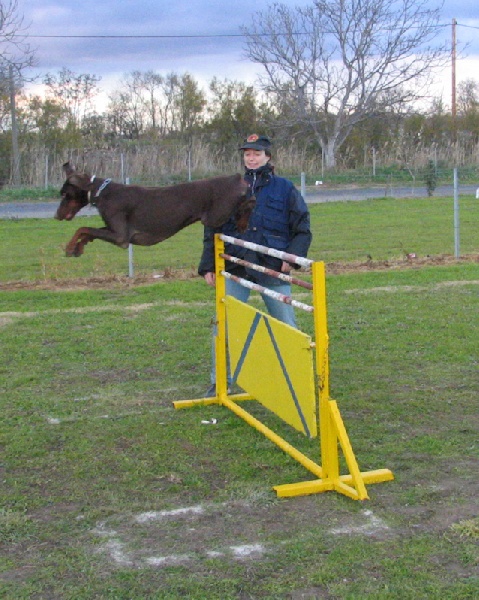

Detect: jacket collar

[244,164,273,191]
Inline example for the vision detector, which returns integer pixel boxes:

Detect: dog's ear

[67,173,92,190]
[63,162,75,177]
[235,196,256,233]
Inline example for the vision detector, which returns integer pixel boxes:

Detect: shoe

[204,384,231,398]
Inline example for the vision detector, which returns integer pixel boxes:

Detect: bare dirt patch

[325,252,479,275]
[0,266,199,292]
[1,254,478,292]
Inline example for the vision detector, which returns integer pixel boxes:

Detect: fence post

[124,174,134,278]
[301,172,306,200]
[44,155,49,189]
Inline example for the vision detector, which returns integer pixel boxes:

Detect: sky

[16,0,479,110]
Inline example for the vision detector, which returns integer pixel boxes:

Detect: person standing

[198,134,312,397]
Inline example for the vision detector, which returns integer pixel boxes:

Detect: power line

[21,21,476,40]
[23,33,246,39]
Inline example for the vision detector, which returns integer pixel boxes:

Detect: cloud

[22,0,254,77]
[18,0,479,105]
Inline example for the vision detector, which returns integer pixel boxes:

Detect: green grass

[0,186,59,203]
[308,195,479,263]
[0,199,478,598]
[309,164,479,186]
[1,194,478,284]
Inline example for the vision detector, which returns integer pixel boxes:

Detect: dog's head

[55,162,90,221]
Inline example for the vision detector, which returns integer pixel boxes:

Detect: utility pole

[451,18,457,145]
[451,20,460,259]
[9,65,20,185]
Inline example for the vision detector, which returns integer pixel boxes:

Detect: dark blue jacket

[198,165,312,286]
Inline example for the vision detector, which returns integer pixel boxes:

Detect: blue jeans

[210,277,297,384]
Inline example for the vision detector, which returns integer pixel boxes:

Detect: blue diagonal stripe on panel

[262,317,310,437]
[232,312,261,382]
[232,310,310,437]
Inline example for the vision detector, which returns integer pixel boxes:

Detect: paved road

[0,184,478,219]
[306,183,479,202]
[0,202,98,220]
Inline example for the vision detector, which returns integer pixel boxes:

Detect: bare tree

[106,71,206,140]
[206,78,262,147]
[43,68,101,128]
[456,78,479,143]
[107,71,149,138]
[0,0,35,125]
[173,73,206,137]
[137,70,164,132]
[107,89,144,139]
[457,79,479,117]
[0,0,35,74]
[242,0,449,168]
[0,1,36,183]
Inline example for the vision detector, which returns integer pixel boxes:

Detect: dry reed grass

[18,137,479,188]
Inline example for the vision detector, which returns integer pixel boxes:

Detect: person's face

[243,149,270,170]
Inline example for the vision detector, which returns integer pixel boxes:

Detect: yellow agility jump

[174,234,393,501]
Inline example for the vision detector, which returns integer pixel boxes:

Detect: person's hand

[281,261,292,274]
[204,272,216,287]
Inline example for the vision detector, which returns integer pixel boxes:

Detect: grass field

[0,196,478,598]
[1,194,479,283]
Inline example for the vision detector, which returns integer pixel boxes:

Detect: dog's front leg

[65,228,94,257]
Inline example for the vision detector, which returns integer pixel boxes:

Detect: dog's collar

[88,177,112,205]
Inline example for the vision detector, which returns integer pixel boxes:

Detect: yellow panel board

[226,296,317,438]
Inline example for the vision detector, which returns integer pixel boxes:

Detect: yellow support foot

[173,397,220,410]
[274,468,394,500]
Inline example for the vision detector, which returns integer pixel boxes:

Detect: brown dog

[56,162,255,257]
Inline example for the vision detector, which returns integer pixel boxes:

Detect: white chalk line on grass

[3,281,475,326]
[330,509,390,536]
[145,554,191,567]
[93,523,135,567]
[93,503,269,568]
[0,294,312,328]
[45,410,169,426]
[144,544,265,567]
[92,502,390,569]
[0,300,210,327]
[135,505,205,523]
[345,280,479,295]
[43,382,210,425]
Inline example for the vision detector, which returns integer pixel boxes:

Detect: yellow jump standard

[174,234,393,500]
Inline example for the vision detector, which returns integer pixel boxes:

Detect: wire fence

[11,140,479,189]
[122,169,478,278]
